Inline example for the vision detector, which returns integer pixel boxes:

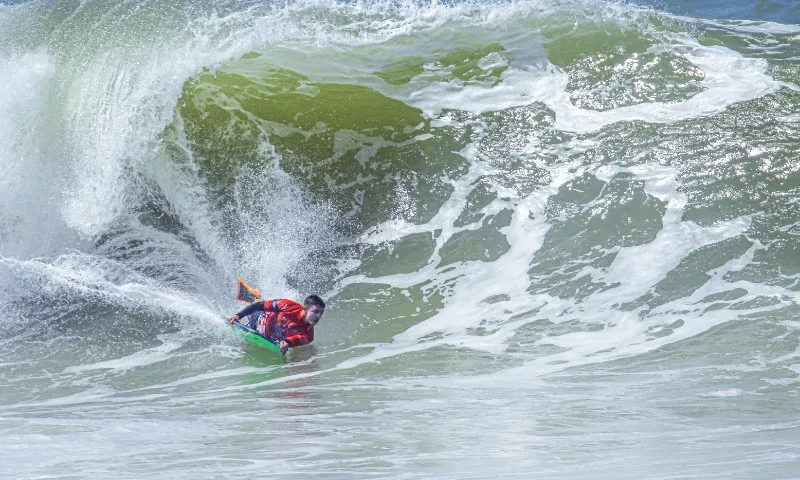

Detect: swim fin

[235,278,262,303]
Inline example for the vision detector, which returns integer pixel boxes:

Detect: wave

[0,0,797,378]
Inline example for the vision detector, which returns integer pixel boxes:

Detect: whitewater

[1,0,799,478]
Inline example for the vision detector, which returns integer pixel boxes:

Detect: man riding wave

[229,287,325,354]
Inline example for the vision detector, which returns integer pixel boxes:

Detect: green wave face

[166,4,728,238]
[174,53,477,233]
[163,2,800,296]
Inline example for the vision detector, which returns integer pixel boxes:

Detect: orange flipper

[236,278,262,303]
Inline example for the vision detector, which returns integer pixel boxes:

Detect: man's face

[305,305,324,325]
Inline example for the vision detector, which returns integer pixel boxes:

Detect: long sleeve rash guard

[235,299,314,347]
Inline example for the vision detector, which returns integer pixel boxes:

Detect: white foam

[692,18,800,36]
[0,254,223,325]
[327,149,798,380]
[777,113,800,123]
[592,163,752,303]
[398,37,782,134]
[0,51,54,180]
[0,51,60,257]
[330,148,584,368]
[700,388,745,398]
[63,336,184,373]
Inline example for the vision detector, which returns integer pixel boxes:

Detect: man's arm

[228,300,267,324]
[283,329,313,348]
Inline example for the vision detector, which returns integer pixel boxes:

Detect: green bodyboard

[230,321,281,353]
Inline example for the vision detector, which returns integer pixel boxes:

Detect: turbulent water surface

[1,0,799,478]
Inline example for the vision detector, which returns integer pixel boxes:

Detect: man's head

[303,295,325,325]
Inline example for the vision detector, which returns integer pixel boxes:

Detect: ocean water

[1,0,798,478]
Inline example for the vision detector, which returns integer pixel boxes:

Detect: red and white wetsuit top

[256,299,314,347]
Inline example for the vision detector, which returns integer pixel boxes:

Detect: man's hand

[228,315,240,325]
[279,340,289,354]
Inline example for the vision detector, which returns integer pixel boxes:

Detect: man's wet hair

[304,295,325,310]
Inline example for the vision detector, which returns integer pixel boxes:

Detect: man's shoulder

[277,298,303,310]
